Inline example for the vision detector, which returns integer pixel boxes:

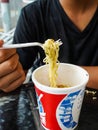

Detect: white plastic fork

[0,39,63,49]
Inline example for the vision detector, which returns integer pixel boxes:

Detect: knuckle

[0,49,17,62]
[20,70,26,82]
[20,70,26,79]
[0,50,5,59]
[0,82,6,92]
[7,55,19,71]
[16,64,26,81]
[21,76,26,83]
[7,60,17,71]
[17,63,24,74]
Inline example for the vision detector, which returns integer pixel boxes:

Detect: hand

[0,40,26,92]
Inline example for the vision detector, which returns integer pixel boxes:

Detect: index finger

[0,48,16,63]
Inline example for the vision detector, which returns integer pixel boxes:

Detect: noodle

[43,39,70,88]
[43,39,60,87]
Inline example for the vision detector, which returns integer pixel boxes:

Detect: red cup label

[35,86,85,130]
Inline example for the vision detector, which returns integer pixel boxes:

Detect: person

[0,0,98,92]
[0,1,98,129]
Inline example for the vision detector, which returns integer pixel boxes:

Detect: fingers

[3,76,25,92]
[0,63,26,92]
[0,47,26,92]
[0,53,19,77]
[0,48,16,63]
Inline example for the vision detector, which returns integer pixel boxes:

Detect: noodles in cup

[43,39,70,88]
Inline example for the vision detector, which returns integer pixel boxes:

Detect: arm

[82,66,98,89]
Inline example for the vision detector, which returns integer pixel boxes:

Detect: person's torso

[16,0,98,68]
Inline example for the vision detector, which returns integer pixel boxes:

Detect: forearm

[82,66,98,89]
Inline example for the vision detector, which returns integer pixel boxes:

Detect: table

[0,83,98,130]
[77,87,98,130]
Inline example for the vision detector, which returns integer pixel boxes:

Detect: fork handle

[1,42,43,49]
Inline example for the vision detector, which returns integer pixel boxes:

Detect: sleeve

[13,6,39,70]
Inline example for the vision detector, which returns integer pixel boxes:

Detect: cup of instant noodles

[32,63,89,130]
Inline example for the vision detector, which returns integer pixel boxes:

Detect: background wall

[0,0,36,32]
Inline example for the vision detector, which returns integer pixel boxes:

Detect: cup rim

[32,63,89,94]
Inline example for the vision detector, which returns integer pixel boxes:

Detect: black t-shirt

[13,0,98,70]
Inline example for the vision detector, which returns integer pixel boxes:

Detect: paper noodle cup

[32,63,89,130]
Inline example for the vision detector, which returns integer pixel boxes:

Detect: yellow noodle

[43,39,60,87]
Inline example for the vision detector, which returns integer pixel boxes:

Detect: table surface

[0,83,98,130]
[77,87,98,130]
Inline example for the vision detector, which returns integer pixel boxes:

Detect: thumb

[0,40,4,47]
